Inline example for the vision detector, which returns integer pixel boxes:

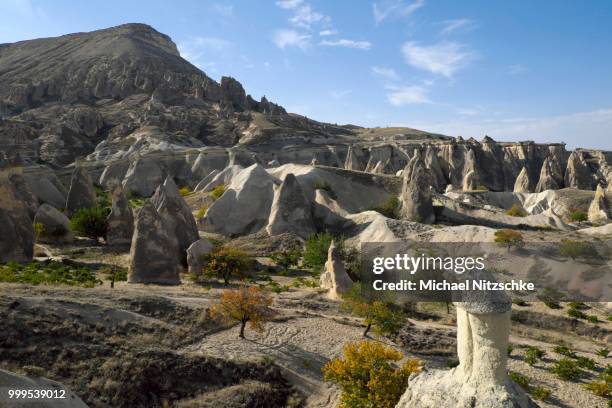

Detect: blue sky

[1,0,611,149]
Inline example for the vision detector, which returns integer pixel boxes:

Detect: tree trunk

[363,323,372,337]
[110,274,115,289]
[239,320,247,338]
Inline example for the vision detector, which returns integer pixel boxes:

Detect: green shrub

[313,180,337,199]
[586,315,599,323]
[494,229,524,248]
[575,356,596,370]
[270,248,302,273]
[584,379,610,397]
[524,347,545,366]
[568,301,588,309]
[558,239,598,259]
[211,183,226,200]
[198,247,254,284]
[0,261,101,287]
[551,358,582,380]
[507,344,514,356]
[569,210,588,224]
[196,205,208,221]
[446,359,459,368]
[509,371,529,389]
[303,232,335,273]
[179,186,191,197]
[506,203,527,217]
[369,195,400,219]
[537,288,563,309]
[70,206,110,240]
[568,308,587,319]
[530,386,551,401]
[554,345,577,358]
[512,298,528,306]
[596,347,610,358]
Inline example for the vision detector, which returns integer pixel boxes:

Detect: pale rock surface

[33,204,72,242]
[0,166,35,262]
[266,173,315,238]
[99,160,129,188]
[564,151,592,189]
[24,173,67,209]
[199,165,243,192]
[186,238,214,275]
[513,167,532,193]
[106,185,133,246]
[65,165,96,215]
[194,169,219,191]
[122,156,164,197]
[535,157,560,192]
[151,176,199,266]
[203,164,277,236]
[588,184,610,222]
[319,241,353,300]
[344,145,365,171]
[0,369,88,408]
[128,201,180,285]
[400,154,435,224]
[424,146,446,192]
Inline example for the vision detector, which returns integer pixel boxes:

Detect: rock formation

[65,165,96,215]
[106,185,134,246]
[424,146,446,192]
[203,164,277,236]
[462,149,481,191]
[588,184,610,223]
[122,156,164,197]
[151,176,199,266]
[186,238,214,275]
[33,204,72,242]
[128,201,180,285]
[564,151,592,190]
[266,173,315,239]
[396,286,536,407]
[344,145,365,171]
[0,164,35,263]
[194,169,220,191]
[400,154,435,224]
[319,241,352,300]
[535,157,560,192]
[24,173,67,209]
[513,166,532,193]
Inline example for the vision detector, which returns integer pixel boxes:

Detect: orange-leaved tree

[212,285,275,338]
[323,340,422,408]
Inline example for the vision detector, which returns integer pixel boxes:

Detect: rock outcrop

[319,241,352,300]
[24,172,67,209]
[194,169,220,191]
[344,145,365,171]
[266,173,315,239]
[128,201,180,285]
[65,165,96,215]
[186,238,214,275]
[424,146,447,192]
[122,156,164,197]
[151,176,199,266]
[0,165,35,263]
[588,184,610,223]
[396,285,536,407]
[400,154,435,224]
[106,185,134,246]
[513,166,532,193]
[535,157,560,192]
[564,151,593,190]
[33,204,72,242]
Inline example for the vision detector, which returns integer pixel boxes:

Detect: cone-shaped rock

[122,156,164,197]
[513,166,532,193]
[33,204,72,242]
[0,167,34,262]
[424,146,446,192]
[186,238,214,275]
[266,173,315,239]
[106,185,134,246]
[564,151,592,190]
[400,154,435,224]
[535,157,560,192]
[588,184,610,222]
[128,201,180,285]
[65,166,96,215]
[319,241,352,300]
[344,145,365,171]
[151,176,199,266]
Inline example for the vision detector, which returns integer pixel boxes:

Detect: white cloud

[373,0,424,25]
[439,18,474,35]
[408,109,612,149]
[289,4,330,28]
[401,41,474,77]
[275,0,303,9]
[319,29,338,36]
[371,66,400,81]
[211,3,234,17]
[386,84,431,105]
[273,29,312,50]
[319,39,372,50]
[330,90,352,99]
[178,37,233,70]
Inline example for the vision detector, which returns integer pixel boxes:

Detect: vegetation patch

[0,261,101,287]
[70,206,110,240]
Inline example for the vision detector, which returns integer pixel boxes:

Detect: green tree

[200,247,254,284]
[569,210,588,224]
[70,206,110,240]
[494,229,524,249]
[303,232,335,273]
[342,284,407,337]
[270,247,302,273]
[211,286,274,338]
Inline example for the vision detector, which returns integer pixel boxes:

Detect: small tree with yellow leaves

[212,286,275,338]
[323,340,422,408]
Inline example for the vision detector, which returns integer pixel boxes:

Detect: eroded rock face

[65,165,96,216]
[151,176,199,267]
[266,173,315,239]
[122,156,164,197]
[396,287,536,408]
[128,201,180,285]
[186,238,214,275]
[344,145,366,171]
[319,241,352,300]
[24,173,67,209]
[564,151,593,190]
[400,154,435,224]
[0,167,34,263]
[106,185,134,246]
[424,146,447,192]
[588,184,610,223]
[513,166,532,193]
[535,157,560,193]
[33,204,72,242]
